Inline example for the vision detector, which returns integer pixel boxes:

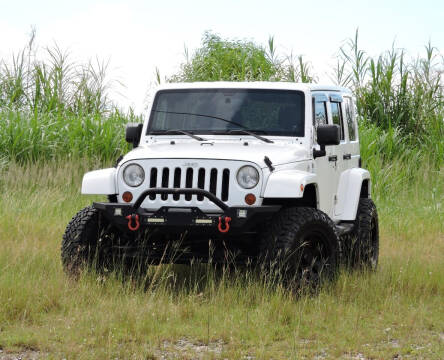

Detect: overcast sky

[1,0,443,113]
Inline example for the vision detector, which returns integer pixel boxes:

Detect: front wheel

[259,207,340,289]
[61,206,116,277]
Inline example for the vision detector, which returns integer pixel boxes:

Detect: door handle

[328,155,337,162]
[343,153,351,160]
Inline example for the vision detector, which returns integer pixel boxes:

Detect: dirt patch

[155,338,224,359]
[0,349,40,360]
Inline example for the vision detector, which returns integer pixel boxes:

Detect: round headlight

[123,164,145,187]
[236,165,259,189]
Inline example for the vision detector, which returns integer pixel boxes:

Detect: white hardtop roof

[156,81,351,94]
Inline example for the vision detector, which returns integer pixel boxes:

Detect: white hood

[120,139,309,168]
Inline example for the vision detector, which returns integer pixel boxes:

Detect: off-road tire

[347,198,379,270]
[259,207,340,288]
[61,206,114,277]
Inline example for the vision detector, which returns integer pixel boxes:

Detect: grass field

[0,158,442,359]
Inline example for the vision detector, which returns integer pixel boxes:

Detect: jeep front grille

[119,159,262,211]
[147,167,230,202]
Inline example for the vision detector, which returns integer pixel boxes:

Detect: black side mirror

[317,124,340,146]
[125,123,143,148]
[313,124,340,158]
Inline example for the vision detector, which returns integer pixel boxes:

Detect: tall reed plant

[338,30,443,158]
[0,29,115,115]
[0,30,138,162]
[1,30,442,166]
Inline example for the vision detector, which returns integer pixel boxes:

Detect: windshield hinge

[264,156,275,172]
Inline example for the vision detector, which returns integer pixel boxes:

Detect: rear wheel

[259,207,340,289]
[347,198,379,270]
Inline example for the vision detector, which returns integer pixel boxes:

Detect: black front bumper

[93,188,280,234]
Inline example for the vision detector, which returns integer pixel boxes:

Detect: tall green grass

[0,29,113,115]
[337,31,443,161]
[0,110,133,163]
[1,30,441,166]
[0,30,137,163]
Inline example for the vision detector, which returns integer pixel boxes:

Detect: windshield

[147,89,305,137]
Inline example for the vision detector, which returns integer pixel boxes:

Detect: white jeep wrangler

[62,82,379,284]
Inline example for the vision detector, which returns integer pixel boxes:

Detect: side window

[312,97,328,143]
[313,100,327,127]
[344,97,357,141]
[330,102,345,141]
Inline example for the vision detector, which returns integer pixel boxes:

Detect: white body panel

[120,140,309,168]
[334,168,370,221]
[314,147,339,216]
[263,170,316,198]
[82,168,117,195]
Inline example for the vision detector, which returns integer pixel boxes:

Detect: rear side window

[313,100,327,128]
[330,102,344,140]
[344,97,357,141]
[312,96,328,143]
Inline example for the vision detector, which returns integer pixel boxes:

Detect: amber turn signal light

[244,193,256,205]
[122,191,133,203]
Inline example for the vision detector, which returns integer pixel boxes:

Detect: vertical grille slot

[149,168,157,200]
[197,168,205,201]
[173,167,181,201]
[185,168,193,201]
[161,168,169,200]
[221,169,230,202]
[209,168,217,195]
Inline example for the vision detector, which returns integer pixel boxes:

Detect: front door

[312,93,341,218]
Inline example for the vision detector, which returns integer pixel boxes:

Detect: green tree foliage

[169,32,279,82]
[169,32,316,83]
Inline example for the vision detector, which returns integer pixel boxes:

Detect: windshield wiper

[227,129,274,143]
[151,110,274,143]
[152,110,246,129]
[149,129,207,142]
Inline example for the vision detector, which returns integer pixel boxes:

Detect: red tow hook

[218,216,232,233]
[125,214,140,231]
